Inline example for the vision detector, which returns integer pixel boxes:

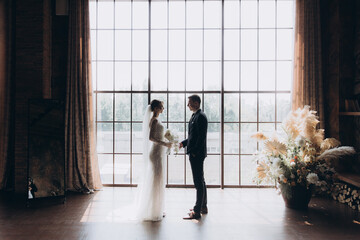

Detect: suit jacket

[181,109,208,158]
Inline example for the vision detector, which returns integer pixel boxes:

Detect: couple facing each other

[136,94,208,221]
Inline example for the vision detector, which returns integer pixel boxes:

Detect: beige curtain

[66,0,102,192]
[292,0,324,128]
[0,0,11,189]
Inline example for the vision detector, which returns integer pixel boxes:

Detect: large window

[90,0,294,187]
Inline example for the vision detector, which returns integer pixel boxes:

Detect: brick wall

[14,0,44,193]
[13,0,67,193]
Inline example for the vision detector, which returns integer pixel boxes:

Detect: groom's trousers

[189,154,207,214]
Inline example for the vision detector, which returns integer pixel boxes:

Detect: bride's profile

[135,99,172,221]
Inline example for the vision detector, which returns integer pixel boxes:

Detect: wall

[321,0,360,172]
[0,0,11,189]
[12,0,67,193]
[14,0,46,193]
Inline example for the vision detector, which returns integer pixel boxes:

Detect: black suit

[181,109,208,214]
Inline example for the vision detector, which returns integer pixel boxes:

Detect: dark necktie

[190,113,195,122]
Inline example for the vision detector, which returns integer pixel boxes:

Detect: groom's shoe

[189,206,208,214]
[183,211,201,220]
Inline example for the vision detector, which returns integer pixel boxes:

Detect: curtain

[292,0,324,128]
[0,0,11,190]
[66,0,102,192]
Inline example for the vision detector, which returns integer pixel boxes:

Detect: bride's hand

[165,142,172,148]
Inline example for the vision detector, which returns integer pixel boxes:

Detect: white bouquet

[164,129,179,155]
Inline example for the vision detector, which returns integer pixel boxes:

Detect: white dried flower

[279,175,285,181]
[304,155,311,163]
[272,157,281,167]
[306,173,319,184]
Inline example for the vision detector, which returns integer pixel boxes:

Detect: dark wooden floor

[1,187,360,240]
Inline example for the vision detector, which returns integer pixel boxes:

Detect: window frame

[91,0,294,188]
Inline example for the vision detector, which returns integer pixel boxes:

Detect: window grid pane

[91,0,294,187]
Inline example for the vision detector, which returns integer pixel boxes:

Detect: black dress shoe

[183,211,201,220]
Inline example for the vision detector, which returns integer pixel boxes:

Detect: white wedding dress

[135,106,167,221]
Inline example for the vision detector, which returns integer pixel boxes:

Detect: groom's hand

[179,142,183,149]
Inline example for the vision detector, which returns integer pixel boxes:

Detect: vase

[281,185,312,210]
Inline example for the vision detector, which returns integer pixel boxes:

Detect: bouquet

[252,106,355,198]
[164,129,179,155]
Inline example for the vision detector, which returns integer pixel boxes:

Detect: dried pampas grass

[282,105,321,141]
[302,113,320,140]
[316,146,356,161]
[251,132,268,141]
[283,123,301,140]
[311,129,325,148]
[282,112,301,140]
[321,138,341,153]
[255,106,354,163]
[264,140,287,155]
[257,161,270,180]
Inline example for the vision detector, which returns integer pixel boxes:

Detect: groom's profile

[180,95,208,220]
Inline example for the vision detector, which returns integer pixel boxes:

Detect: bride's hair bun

[150,99,162,111]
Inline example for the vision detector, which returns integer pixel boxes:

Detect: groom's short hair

[188,94,201,104]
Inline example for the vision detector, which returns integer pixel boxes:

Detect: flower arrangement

[164,129,179,155]
[252,106,355,199]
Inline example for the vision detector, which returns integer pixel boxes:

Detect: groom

[180,95,208,220]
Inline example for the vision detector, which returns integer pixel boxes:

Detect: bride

[135,99,172,221]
